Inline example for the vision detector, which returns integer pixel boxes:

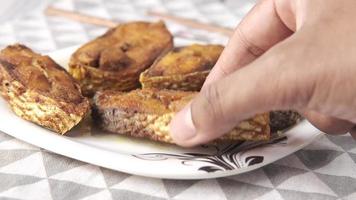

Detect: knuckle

[276,67,313,110]
[263,42,313,110]
[199,84,226,125]
[216,62,229,77]
[236,27,265,57]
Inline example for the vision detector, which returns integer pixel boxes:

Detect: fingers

[170,0,298,147]
[303,110,354,135]
[203,0,294,87]
[170,39,309,147]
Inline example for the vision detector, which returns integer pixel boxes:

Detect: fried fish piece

[93,88,270,144]
[270,111,302,132]
[69,21,173,96]
[0,44,90,134]
[140,44,224,91]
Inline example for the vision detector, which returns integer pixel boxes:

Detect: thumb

[170,38,312,147]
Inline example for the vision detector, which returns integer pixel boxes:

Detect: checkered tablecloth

[1,0,356,199]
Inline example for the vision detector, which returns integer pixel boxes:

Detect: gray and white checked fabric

[0,0,356,199]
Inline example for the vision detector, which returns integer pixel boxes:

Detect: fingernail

[169,105,197,142]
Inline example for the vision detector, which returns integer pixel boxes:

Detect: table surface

[1,0,356,200]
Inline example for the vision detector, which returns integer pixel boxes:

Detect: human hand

[170,0,356,147]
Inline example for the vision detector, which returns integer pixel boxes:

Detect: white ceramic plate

[0,40,323,179]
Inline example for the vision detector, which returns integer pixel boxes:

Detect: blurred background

[0,0,256,53]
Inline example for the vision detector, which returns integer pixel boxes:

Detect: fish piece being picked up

[140,44,224,91]
[0,44,90,134]
[93,88,270,144]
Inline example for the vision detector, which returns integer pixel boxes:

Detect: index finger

[203,0,294,87]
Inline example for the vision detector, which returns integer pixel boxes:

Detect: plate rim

[0,117,323,179]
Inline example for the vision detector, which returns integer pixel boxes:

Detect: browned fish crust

[140,44,224,91]
[69,21,173,96]
[270,111,302,132]
[0,44,90,134]
[93,88,270,144]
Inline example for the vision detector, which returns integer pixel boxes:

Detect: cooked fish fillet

[140,44,224,91]
[69,21,173,96]
[93,89,270,144]
[270,111,302,132]
[0,44,90,134]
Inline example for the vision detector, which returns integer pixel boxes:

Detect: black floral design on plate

[133,134,287,173]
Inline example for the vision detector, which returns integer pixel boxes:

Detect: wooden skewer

[45,7,117,28]
[147,11,234,37]
[45,7,233,37]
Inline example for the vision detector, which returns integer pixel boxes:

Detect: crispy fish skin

[93,89,270,144]
[140,44,224,91]
[69,21,173,96]
[0,44,90,134]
